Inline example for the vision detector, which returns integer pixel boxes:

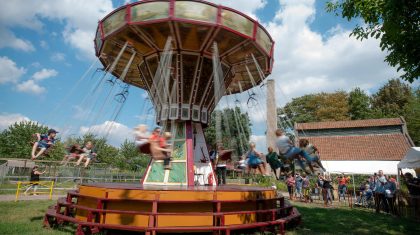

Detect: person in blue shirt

[385,177,397,214]
[295,173,303,200]
[31,129,58,160]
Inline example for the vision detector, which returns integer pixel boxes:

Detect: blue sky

[0,0,415,150]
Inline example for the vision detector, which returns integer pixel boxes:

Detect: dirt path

[0,194,65,202]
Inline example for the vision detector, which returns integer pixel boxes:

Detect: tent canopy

[398,147,420,169]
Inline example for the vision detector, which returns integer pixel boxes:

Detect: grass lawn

[288,201,420,235]
[0,200,419,235]
[0,200,72,235]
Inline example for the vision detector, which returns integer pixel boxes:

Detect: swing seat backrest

[139,142,151,155]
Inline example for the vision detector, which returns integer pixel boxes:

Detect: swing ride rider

[76,141,97,168]
[275,129,315,174]
[298,138,326,172]
[31,129,58,160]
[149,127,172,169]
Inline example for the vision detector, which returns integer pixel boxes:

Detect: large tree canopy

[326,0,420,82]
[280,91,349,124]
[371,79,414,117]
[205,107,252,156]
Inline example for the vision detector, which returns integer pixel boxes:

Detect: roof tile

[305,134,411,161]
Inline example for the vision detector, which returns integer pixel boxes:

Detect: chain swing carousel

[44,1,301,234]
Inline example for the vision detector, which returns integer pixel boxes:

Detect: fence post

[49,181,54,200]
[15,181,21,202]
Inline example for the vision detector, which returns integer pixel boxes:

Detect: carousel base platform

[44,183,301,235]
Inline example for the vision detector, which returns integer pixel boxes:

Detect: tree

[348,87,373,119]
[371,79,414,117]
[326,0,420,82]
[205,107,252,156]
[117,140,149,171]
[403,88,420,145]
[280,94,318,124]
[281,91,350,123]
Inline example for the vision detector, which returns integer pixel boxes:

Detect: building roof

[295,118,403,130]
[306,134,412,161]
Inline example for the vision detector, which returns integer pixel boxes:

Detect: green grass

[0,200,72,235]
[287,201,420,235]
[0,200,419,235]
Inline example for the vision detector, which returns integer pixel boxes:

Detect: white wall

[322,161,399,175]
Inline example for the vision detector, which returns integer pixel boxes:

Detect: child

[134,124,150,147]
[31,129,58,160]
[302,174,312,203]
[76,141,97,168]
[286,174,295,200]
[24,166,45,196]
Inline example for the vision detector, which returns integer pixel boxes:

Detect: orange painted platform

[44,183,300,234]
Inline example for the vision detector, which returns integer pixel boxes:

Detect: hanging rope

[226,91,247,155]
[89,46,134,134]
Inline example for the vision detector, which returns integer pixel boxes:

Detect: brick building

[295,117,414,174]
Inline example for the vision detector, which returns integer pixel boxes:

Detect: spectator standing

[286,174,295,201]
[302,174,312,203]
[295,173,303,201]
[374,170,388,213]
[337,174,350,202]
[322,174,333,207]
[385,177,397,215]
[24,166,45,196]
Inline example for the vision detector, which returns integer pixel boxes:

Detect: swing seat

[138,142,151,154]
[219,150,233,161]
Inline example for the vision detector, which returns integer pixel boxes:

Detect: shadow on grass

[30,215,44,222]
[287,202,420,235]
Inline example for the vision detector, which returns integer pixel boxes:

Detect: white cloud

[0,27,35,52]
[32,68,58,81]
[265,0,399,105]
[79,121,132,147]
[0,113,30,130]
[0,0,113,59]
[50,52,65,62]
[40,40,48,49]
[0,56,26,84]
[16,79,46,94]
[31,62,41,68]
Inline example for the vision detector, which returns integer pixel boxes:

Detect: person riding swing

[31,129,58,160]
[149,127,172,169]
